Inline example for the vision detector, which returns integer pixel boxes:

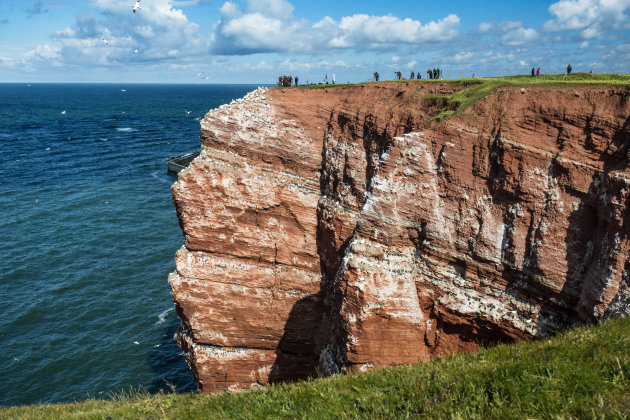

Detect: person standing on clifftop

[567,64,572,74]
[410,71,414,79]
[536,67,540,77]
[531,67,535,77]
[295,76,298,86]
[332,74,336,84]
[374,72,379,81]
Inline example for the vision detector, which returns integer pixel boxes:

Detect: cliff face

[170,83,630,392]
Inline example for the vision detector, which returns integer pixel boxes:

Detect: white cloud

[329,14,460,48]
[476,22,494,34]
[0,43,61,70]
[501,26,538,46]
[25,44,61,61]
[244,0,294,20]
[543,0,630,38]
[474,21,539,47]
[23,0,211,67]
[210,1,460,54]
[601,43,630,66]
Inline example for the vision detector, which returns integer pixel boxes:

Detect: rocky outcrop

[170,83,630,392]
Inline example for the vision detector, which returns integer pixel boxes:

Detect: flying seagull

[102,38,109,45]
[132,0,141,13]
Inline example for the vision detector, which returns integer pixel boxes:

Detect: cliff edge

[170,82,630,392]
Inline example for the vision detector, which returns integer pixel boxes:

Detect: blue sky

[0,0,628,83]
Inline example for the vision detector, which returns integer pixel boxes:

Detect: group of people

[427,67,441,79]
[282,64,585,87]
[278,74,340,87]
[278,75,298,87]
[387,67,441,81]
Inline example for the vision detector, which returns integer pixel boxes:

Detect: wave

[116,127,134,132]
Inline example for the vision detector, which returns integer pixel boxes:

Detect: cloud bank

[0,0,628,81]
[210,0,461,54]
[543,0,630,38]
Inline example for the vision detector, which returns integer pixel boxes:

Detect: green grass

[425,73,630,122]
[3,316,630,419]
[277,73,630,123]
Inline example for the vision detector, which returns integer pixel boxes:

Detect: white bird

[121,89,126,92]
[132,0,141,13]
[102,38,109,45]
[185,110,191,115]
[134,48,139,54]
[61,110,66,115]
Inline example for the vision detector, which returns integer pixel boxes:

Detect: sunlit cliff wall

[169,83,630,392]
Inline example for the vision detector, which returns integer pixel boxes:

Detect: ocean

[0,83,260,407]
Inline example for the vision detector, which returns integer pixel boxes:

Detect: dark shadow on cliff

[147,316,196,394]
[270,109,408,382]
[563,164,600,324]
[606,115,630,171]
[561,114,630,323]
[268,293,326,383]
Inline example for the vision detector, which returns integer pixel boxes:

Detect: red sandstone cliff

[169,83,630,392]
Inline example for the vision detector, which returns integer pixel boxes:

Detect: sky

[0,0,629,84]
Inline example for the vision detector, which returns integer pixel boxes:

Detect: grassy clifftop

[285,72,630,122]
[2,316,629,419]
[422,73,630,122]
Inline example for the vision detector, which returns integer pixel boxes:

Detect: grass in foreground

[2,316,629,419]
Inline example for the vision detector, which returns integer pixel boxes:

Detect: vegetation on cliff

[425,73,630,122]
[2,316,628,419]
[290,73,630,123]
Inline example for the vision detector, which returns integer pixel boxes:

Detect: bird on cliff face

[132,0,141,13]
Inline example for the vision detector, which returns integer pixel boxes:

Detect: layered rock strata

[170,83,630,392]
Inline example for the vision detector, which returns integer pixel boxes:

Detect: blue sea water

[0,83,259,407]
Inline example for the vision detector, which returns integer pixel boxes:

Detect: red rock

[170,84,630,392]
